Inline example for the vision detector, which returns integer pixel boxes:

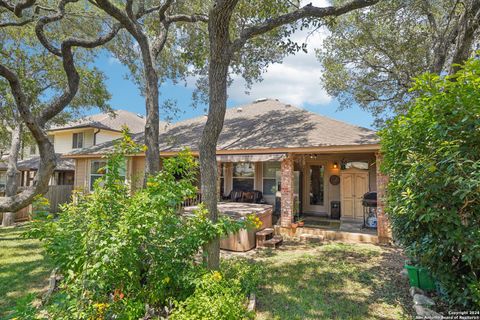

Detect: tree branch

[0,0,120,212]
[0,0,36,17]
[231,0,379,53]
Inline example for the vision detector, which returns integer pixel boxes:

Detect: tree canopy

[317,0,480,124]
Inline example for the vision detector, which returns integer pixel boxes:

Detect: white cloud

[229,0,332,107]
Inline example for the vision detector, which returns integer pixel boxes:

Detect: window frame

[262,162,281,196]
[219,163,225,197]
[72,132,84,149]
[89,159,107,191]
[89,159,127,191]
[232,162,255,191]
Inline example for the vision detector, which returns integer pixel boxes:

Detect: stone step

[262,235,283,248]
[300,233,324,243]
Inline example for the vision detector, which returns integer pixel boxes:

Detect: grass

[0,224,412,319]
[229,241,413,320]
[0,224,52,317]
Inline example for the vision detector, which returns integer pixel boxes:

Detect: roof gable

[49,109,149,134]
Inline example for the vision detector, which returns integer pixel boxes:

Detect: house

[0,110,148,217]
[0,109,147,188]
[65,100,390,242]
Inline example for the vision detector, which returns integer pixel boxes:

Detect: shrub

[170,268,258,320]
[380,57,480,308]
[28,131,258,319]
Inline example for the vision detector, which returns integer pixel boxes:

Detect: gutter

[62,144,381,159]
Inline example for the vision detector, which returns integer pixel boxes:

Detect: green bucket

[404,262,435,291]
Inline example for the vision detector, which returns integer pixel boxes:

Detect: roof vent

[136,113,144,118]
[254,98,268,103]
[237,107,243,112]
[285,104,292,108]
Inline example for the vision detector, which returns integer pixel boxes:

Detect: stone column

[375,152,392,243]
[280,155,294,227]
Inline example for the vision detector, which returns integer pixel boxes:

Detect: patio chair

[223,189,244,202]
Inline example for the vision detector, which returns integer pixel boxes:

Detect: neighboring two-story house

[0,110,146,188]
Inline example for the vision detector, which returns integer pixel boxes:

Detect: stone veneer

[280,156,294,227]
[375,152,392,243]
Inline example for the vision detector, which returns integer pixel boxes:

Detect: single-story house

[65,99,390,242]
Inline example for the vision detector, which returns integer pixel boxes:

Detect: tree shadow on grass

[0,226,52,317]
[253,242,413,320]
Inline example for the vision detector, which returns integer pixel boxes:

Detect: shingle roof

[49,109,148,134]
[0,154,74,171]
[66,99,379,156]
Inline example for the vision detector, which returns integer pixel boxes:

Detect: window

[0,171,6,189]
[232,162,255,191]
[72,132,84,149]
[309,165,324,206]
[263,162,281,196]
[89,159,126,191]
[90,160,106,191]
[219,163,225,197]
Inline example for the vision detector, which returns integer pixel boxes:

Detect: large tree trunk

[143,59,160,177]
[2,125,22,226]
[138,34,160,180]
[199,1,237,270]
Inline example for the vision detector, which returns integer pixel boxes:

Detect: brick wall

[375,152,392,243]
[280,156,294,227]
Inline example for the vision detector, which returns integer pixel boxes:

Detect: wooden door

[353,173,368,219]
[341,171,368,220]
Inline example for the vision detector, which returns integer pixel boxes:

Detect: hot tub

[183,202,273,252]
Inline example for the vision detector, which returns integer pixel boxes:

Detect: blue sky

[93,52,375,129]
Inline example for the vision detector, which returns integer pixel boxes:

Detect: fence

[44,185,74,213]
[0,184,74,222]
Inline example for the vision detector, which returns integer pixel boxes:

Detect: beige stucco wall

[130,156,145,191]
[51,128,94,154]
[74,158,89,191]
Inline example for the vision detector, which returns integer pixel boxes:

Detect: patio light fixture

[333,162,339,169]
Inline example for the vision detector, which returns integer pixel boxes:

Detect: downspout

[93,129,100,145]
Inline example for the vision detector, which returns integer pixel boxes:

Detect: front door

[304,163,326,214]
[341,170,369,220]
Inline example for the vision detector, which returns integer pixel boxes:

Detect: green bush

[380,57,480,308]
[28,131,258,319]
[170,266,259,320]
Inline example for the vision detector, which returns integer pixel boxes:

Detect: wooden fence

[44,185,74,213]
[0,185,74,222]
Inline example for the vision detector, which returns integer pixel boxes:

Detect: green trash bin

[404,262,435,291]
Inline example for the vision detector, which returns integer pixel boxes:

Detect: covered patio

[214,149,390,244]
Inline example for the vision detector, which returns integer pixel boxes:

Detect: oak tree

[199,0,379,269]
[317,0,480,123]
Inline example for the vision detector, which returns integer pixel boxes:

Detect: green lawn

[0,224,52,317]
[0,225,412,319]
[248,241,413,320]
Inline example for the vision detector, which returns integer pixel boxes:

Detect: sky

[91,0,376,129]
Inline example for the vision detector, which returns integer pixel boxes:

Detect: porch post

[375,152,392,243]
[280,155,294,227]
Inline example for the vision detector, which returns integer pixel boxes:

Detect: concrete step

[262,235,283,248]
[300,233,324,243]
